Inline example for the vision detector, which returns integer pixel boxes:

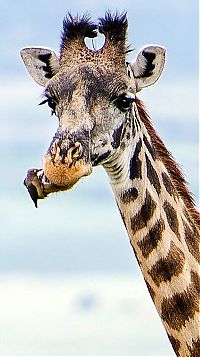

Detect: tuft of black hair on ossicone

[98,11,128,42]
[61,13,97,49]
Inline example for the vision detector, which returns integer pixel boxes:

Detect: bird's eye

[39,97,57,116]
[114,93,135,112]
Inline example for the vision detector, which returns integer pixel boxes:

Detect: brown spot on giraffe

[129,138,143,179]
[183,221,200,263]
[143,134,157,160]
[131,190,156,235]
[162,172,177,198]
[137,99,200,228]
[145,153,161,195]
[163,201,181,240]
[149,241,185,286]
[161,271,200,331]
[120,187,138,204]
[137,218,165,258]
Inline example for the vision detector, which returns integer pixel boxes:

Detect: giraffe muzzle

[43,139,92,188]
[24,138,92,206]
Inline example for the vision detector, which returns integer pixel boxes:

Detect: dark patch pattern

[162,172,177,198]
[136,99,200,229]
[120,187,138,204]
[143,135,156,160]
[149,242,185,286]
[141,50,156,77]
[131,191,156,235]
[92,150,111,166]
[183,222,200,263]
[129,139,142,179]
[145,153,161,195]
[133,107,141,131]
[188,338,200,357]
[163,201,180,239]
[137,218,165,258]
[167,334,181,356]
[161,271,200,331]
[112,123,124,149]
[190,271,200,294]
[134,51,156,78]
[38,53,54,79]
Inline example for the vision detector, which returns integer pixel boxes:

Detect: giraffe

[20,13,200,356]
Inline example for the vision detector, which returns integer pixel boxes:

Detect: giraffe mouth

[24,161,92,207]
[42,151,92,188]
[24,140,93,207]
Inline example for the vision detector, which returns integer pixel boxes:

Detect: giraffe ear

[20,47,59,86]
[130,45,166,92]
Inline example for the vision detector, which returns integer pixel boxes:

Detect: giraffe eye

[114,93,135,112]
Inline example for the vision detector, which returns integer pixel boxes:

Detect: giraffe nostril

[59,142,83,164]
[71,142,83,159]
[68,142,83,161]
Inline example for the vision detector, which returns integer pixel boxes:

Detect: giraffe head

[21,13,166,192]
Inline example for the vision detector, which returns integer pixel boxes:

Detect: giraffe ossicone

[21,12,200,357]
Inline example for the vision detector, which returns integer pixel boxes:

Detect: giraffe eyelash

[39,96,57,116]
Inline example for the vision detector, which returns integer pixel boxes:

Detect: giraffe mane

[136,98,200,227]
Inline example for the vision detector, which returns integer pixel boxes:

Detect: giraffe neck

[104,101,200,357]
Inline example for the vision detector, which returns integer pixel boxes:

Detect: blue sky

[0,0,198,355]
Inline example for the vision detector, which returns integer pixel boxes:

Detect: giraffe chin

[42,153,93,191]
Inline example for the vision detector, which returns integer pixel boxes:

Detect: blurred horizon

[0,0,198,355]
